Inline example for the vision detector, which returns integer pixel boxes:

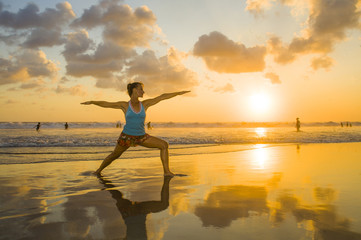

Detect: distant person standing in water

[296,118,301,132]
[81,82,190,177]
[35,122,41,132]
[65,122,69,130]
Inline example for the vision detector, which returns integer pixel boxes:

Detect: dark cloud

[0,2,75,48]
[62,30,136,81]
[193,31,267,73]
[61,1,191,92]
[71,1,157,47]
[22,28,65,48]
[0,2,75,29]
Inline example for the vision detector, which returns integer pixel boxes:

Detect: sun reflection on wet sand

[1,143,361,239]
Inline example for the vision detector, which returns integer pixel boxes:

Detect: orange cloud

[267,0,361,66]
[0,49,58,85]
[125,47,198,95]
[55,84,87,97]
[310,55,334,71]
[214,83,236,93]
[193,31,267,73]
[245,0,274,17]
[265,72,281,84]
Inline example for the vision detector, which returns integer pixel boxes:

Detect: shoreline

[1,142,359,166]
[1,142,361,239]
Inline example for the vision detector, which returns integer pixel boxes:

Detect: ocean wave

[1,131,361,148]
[1,121,360,129]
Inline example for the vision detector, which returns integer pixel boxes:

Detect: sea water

[1,122,360,164]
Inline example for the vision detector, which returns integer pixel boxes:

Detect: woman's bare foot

[93,170,102,177]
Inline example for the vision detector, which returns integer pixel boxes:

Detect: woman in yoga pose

[81,82,190,176]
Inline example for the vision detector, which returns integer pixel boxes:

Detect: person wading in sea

[81,82,190,177]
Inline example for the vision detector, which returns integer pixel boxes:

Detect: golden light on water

[252,144,270,169]
[255,127,266,138]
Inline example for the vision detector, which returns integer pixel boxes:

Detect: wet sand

[1,143,361,240]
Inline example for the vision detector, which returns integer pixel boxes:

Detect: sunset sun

[249,93,271,114]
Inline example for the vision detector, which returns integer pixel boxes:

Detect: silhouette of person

[341,122,343,127]
[147,122,152,130]
[35,122,41,132]
[65,122,69,130]
[97,176,172,239]
[296,118,301,132]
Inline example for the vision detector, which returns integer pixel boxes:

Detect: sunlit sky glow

[1,0,361,122]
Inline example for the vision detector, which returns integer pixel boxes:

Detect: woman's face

[134,84,144,97]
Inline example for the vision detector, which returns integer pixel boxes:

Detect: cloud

[0,2,75,29]
[0,2,75,48]
[0,32,25,45]
[193,31,267,73]
[126,47,198,95]
[310,55,334,70]
[19,79,45,89]
[0,49,58,85]
[55,84,87,97]
[265,72,281,84]
[22,28,65,48]
[245,0,274,17]
[246,0,308,17]
[267,36,296,64]
[71,1,157,47]
[267,0,361,66]
[62,29,135,80]
[62,1,175,91]
[214,83,236,93]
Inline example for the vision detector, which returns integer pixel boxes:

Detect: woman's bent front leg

[95,144,129,175]
[140,136,174,176]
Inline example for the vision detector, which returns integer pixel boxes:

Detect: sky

[0,0,361,123]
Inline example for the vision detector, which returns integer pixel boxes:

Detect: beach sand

[1,143,361,240]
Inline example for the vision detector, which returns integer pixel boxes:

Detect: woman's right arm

[81,101,127,110]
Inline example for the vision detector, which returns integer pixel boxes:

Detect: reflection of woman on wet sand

[98,176,172,239]
[82,82,190,177]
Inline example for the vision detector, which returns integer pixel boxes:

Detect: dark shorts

[117,132,150,147]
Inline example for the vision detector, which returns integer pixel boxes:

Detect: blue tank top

[122,101,146,136]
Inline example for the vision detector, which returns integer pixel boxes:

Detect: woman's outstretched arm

[81,101,127,110]
[143,91,190,110]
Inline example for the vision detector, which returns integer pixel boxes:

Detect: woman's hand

[81,101,92,105]
[179,91,191,95]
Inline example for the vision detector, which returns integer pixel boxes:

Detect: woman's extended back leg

[95,144,129,175]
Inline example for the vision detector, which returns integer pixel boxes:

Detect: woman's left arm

[143,91,190,110]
